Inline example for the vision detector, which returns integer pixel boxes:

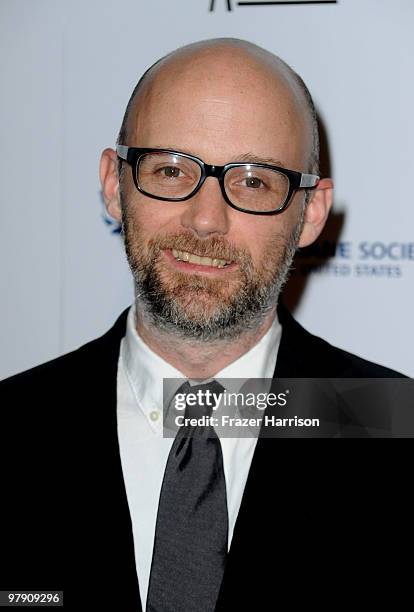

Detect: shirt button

[150,410,160,422]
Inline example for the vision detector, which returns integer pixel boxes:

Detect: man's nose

[179,177,231,238]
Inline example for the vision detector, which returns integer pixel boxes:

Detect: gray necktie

[146,380,228,612]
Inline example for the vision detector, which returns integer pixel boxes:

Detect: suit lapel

[215,302,302,608]
[81,308,143,610]
[215,301,341,609]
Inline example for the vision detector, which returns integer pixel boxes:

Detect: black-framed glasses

[116,145,319,216]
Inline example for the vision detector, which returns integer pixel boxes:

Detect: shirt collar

[215,311,282,394]
[122,303,282,423]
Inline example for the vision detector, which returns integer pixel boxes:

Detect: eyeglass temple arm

[300,173,320,188]
[116,145,129,161]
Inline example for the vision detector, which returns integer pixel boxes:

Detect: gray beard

[123,210,303,343]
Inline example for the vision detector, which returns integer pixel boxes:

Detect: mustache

[147,232,249,263]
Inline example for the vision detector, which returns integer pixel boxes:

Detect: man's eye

[244,176,264,189]
[160,166,181,178]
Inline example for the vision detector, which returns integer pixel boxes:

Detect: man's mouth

[171,249,232,269]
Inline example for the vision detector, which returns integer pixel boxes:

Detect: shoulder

[314,335,405,377]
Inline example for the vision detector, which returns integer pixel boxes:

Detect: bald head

[117,38,319,175]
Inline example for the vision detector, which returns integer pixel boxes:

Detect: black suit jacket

[0,304,410,610]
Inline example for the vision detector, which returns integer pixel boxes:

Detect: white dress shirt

[116,304,282,610]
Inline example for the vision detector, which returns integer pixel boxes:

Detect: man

[0,38,409,611]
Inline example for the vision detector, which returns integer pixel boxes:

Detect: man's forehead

[127,40,307,128]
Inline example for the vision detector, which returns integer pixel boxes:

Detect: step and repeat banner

[1,0,413,379]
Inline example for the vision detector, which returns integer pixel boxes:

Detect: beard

[121,202,303,342]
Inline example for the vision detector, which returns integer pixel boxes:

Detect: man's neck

[134,305,278,379]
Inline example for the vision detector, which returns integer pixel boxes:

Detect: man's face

[118,51,312,340]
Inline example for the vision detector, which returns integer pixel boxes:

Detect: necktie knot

[175,379,225,419]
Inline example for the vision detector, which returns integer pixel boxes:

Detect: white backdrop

[1,0,413,379]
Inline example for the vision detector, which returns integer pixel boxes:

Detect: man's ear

[298,178,334,248]
[99,148,122,222]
